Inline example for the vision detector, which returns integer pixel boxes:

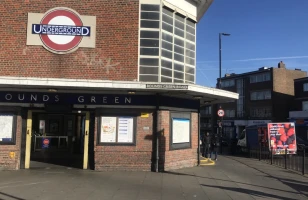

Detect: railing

[33,135,68,152]
[240,145,307,175]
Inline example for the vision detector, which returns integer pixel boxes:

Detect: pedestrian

[210,134,219,161]
[203,132,211,158]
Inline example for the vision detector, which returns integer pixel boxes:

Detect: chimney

[278,61,286,68]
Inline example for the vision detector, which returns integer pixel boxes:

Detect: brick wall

[0,114,22,170]
[158,111,198,171]
[0,0,139,81]
[94,112,154,171]
[273,68,307,95]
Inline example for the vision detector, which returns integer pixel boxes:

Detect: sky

[196,0,308,87]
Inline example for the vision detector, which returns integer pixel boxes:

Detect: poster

[101,117,117,142]
[0,115,13,142]
[267,123,297,155]
[117,117,134,143]
[172,118,190,144]
[39,120,45,129]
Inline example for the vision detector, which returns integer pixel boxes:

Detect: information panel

[100,117,117,143]
[117,117,134,143]
[0,115,13,142]
[172,118,190,144]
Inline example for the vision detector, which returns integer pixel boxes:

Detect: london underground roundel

[31,7,91,54]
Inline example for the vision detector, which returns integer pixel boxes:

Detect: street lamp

[219,33,231,89]
[218,33,230,154]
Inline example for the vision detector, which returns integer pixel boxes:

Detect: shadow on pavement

[200,184,299,200]
[0,192,25,200]
[226,156,308,198]
[164,171,305,196]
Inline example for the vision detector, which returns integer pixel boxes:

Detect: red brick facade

[0,0,139,81]
[158,111,198,171]
[0,112,22,170]
[94,112,154,171]
[94,110,199,171]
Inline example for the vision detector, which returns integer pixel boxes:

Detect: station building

[0,0,238,171]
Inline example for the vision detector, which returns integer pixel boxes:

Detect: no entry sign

[217,109,225,117]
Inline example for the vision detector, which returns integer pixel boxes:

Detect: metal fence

[237,146,307,175]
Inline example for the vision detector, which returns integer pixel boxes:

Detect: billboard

[267,123,297,155]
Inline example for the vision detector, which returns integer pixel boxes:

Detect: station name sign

[146,84,188,89]
[0,92,200,109]
[0,92,156,106]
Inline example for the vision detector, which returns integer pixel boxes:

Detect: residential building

[289,77,308,140]
[213,61,307,140]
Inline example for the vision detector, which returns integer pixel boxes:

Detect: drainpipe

[155,94,160,172]
[198,101,201,166]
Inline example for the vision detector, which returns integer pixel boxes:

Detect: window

[221,79,235,88]
[302,101,308,111]
[161,7,196,84]
[0,113,17,145]
[304,83,308,92]
[250,107,272,118]
[250,90,271,100]
[236,79,245,117]
[139,4,196,83]
[139,4,160,82]
[200,106,211,116]
[170,112,191,150]
[223,127,235,139]
[250,73,271,83]
[225,110,235,118]
[98,116,136,145]
[200,118,212,128]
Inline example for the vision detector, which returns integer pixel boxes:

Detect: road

[0,156,307,200]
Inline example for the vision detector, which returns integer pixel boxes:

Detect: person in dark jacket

[202,132,211,158]
[210,134,219,161]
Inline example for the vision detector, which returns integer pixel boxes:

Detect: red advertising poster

[267,123,297,155]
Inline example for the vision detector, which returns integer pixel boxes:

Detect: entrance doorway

[24,110,90,169]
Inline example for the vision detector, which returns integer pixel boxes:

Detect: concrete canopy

[0,76,238,106]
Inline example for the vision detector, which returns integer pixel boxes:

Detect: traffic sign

[217,109,225,117]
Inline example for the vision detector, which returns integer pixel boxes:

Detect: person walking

[202,132,211,158]
[210,134,219,161]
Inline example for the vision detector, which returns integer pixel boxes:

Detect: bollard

[259,143,262,161]
[285,148,287,169]
[271,147,273,165]
[303,148,306,175]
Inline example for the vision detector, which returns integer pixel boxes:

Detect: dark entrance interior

[30,111,86,169]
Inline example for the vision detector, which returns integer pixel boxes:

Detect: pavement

[0,156,307,200]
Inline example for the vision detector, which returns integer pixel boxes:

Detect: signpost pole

[285,147,287,169]
[217,108,224,154]
[303,148,305,175]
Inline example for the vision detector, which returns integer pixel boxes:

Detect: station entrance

[24,109,91,169]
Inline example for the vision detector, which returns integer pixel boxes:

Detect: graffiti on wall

[74,51,120,74]
[20,47,121,75]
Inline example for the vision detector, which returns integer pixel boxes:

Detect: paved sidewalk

[0,156,307,200]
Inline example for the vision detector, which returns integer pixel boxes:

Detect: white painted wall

[163,0,197,18]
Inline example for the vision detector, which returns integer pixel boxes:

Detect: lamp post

[219,33,231,89]
[218,32,230,154]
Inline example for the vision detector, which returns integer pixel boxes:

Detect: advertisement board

[267,123,297,155]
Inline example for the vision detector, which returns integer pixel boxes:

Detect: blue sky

[196,0,308,87]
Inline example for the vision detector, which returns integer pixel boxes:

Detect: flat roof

[0,76,238,106]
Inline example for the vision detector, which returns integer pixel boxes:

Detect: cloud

[197,56,308,63]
